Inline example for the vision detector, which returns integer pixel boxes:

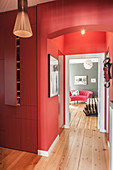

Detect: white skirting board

[38,135,59,157]
[100,129,107,133]
[63,124,69,128]
[108,141,110,148]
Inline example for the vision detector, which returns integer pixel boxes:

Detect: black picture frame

[48,54,59,97]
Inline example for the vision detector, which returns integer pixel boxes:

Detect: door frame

[106,88,109,133]
[58,51,64,134]
[65,53,106,132]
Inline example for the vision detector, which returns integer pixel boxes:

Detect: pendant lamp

[13,0,33,38]
[83,60,93,69]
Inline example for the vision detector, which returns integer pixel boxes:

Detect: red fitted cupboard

[0,7,38,153]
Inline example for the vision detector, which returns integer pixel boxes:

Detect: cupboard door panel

[21,119,37,153]
[28,6,36,25]
[0,131,6,146]
[4,11,17,106]
[0,61,4,105]
[16,106,37,120]
[0,26,4,60]
[20,25,37,106]
[5,118,21,150]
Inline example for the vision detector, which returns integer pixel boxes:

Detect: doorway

[65,53,105,132]
[69,57,98,124]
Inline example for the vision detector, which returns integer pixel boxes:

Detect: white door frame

[65,53,106,132]
[106,88,109,133]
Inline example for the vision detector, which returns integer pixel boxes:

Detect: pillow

[72,90,79,96]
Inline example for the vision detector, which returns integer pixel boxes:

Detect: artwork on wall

[48,54,59,97]
[74,76,87,85]
[91,78,96,83]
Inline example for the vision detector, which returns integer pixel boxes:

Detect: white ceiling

[0,0,56,13]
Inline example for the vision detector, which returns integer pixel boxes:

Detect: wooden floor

[0,103,109,170]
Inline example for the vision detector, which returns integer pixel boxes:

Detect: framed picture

[74,76,88,85]
[48,54,59,97]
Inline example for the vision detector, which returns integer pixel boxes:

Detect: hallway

[0,104,109,170]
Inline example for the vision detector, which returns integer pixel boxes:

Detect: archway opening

[47,27,113,138]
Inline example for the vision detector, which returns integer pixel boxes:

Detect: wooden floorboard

[0,103,109,170]
[78,129,92,170]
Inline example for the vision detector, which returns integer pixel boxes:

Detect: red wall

[48,37,64,148]
[64,31,106,55]
[37,0,113,151]
[47,36,64,55]
[47,36,65,149]
[106,32,113,140]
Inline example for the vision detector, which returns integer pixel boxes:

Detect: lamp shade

[13,0,33,38]
[83,60,93,69]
